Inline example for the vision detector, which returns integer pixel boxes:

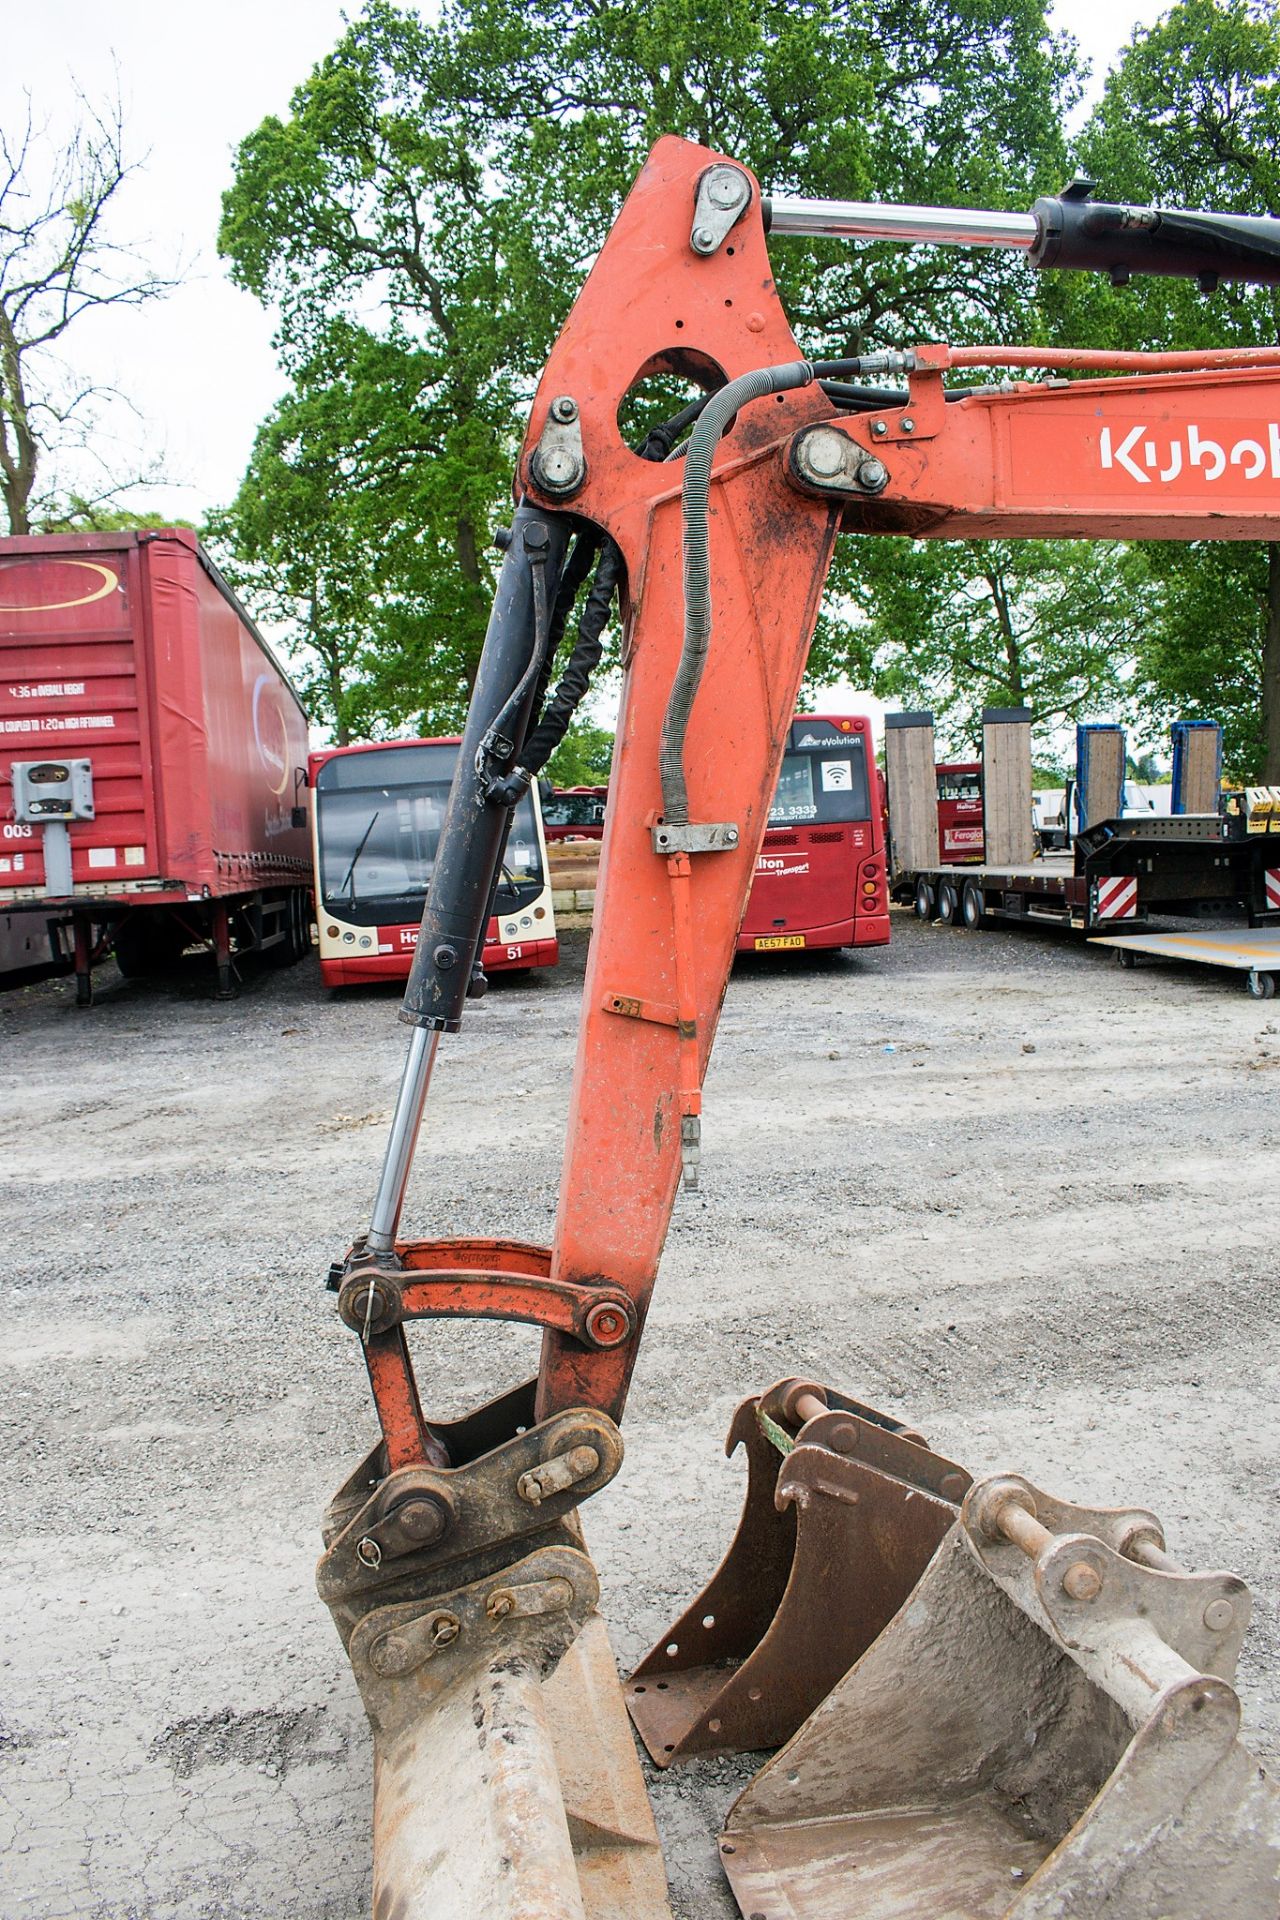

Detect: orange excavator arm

[337,133,1280,1455]
[523,136,1280,1426]
[318,136,1280,1920]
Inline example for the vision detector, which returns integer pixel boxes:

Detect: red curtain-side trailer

[0,530,312,1002]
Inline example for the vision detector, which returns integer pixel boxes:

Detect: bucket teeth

[626,1381,970,1763]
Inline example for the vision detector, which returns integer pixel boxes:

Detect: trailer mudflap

[719,1472,1280,1920]
[625,1380,970,1764]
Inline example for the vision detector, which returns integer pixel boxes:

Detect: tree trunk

[983,561,1028,707]
[0,306,36,535]
[1265,542,1280,781]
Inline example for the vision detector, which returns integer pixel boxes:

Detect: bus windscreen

[316,743,543,925]
[769,735,870,826]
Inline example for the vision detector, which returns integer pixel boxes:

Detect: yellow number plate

[754,934,806,950]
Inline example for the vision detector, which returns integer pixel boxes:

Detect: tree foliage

[544,719,616,789]
[0,92,176,534]
[1049,0,1280,779]
[825,536,1142,755]
[217,0,1079,735]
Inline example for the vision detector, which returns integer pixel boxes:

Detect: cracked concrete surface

[1,914,1277,1918]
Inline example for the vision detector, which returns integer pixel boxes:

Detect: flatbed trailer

[899,816,1280,938]
[1091,924,1280,998]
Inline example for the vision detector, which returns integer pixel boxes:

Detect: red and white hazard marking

[1266,867,1280,913]
[1096,874,1138,920]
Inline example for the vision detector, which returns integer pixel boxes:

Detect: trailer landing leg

[212,903,236,1000]
[73,916,93,1008]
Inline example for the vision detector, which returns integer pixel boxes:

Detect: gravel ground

[2,910,1278,1918]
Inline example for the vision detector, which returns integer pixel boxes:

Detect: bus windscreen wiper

[339,809,381,902]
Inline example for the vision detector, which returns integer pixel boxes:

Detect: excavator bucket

[720,1471,1280,1919]
[318,1386,670,1920]
[626,1379,971,1763]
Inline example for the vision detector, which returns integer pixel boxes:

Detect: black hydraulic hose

[659,355,882,825]
[637,393,709,461]
[521,539,623,775]
[481,544,552,772]
[819,378,981,410]
[524,527,604,746]
[661,360,812,824]
[487,399,707,810]
[544,528,604,667]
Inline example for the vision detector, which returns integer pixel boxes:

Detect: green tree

[831,535,1141,755]
[544,720,615,788]
[1052,0,1280,778]
[218,0,1079,732]
[208,321,493,740]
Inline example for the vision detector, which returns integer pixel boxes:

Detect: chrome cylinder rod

[367,1026,441,1253]
[765,195,1038,250]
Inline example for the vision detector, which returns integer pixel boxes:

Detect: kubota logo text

[1100,423,1280,485]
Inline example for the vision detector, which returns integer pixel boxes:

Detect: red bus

[308,737,558,988]
[936,761,984,862]
[737,714,890,953]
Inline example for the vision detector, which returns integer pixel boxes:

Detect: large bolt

[823,1417,860,1455]
[708,170,747,210]
[549,395,578,424]
[387,1494,449,1548]
[336,1267,404,1338]
[370,1632,412,1676]
[1203,1597,1236,1633]
[517,1444,601,1505]
[799,427,850,481]
[1062,1560,1103,1602]
[692,225,718,251]
[532,446,585,495]
[856,455,890,494]
[583,1300,632,1347]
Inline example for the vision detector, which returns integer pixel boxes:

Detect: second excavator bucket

[318,1383,670,1920]
[357,1551,670,1920]
[626,1380,971,1763]
[720,1471,1280,1920]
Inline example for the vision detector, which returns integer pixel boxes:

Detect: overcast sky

[3,0,1170,526]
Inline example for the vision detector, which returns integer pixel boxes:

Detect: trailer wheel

[1247,968,1276,1000]
[936,881,959,926]
[112,911,188,979]
[961,882,984,930]
[1116,949,1137,970]
[914,878,934,920]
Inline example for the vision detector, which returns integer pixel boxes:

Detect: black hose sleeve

[520,538,624,774]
